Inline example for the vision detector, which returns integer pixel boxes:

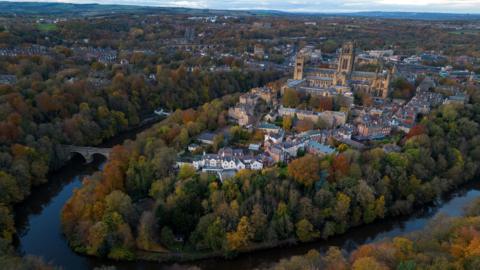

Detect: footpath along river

[13,124,480,270]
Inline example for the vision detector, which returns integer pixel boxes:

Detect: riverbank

[94,178,480,265]
[59,100,480,269]
[13,129,480,270]
[13,115,164,246]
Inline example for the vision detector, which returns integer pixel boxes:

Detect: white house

[249,160,263,170]
[193,151,262,173]
[265,131,284,144]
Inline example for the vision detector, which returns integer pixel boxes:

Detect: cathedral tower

[337,41,355,75]
[293,53,304,80]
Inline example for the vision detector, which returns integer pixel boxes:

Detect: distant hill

[0,2,254,16]
[339,11,480,20]
[0,1,479,20]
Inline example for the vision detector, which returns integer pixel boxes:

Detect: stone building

[228,93,260,126]
[356,121,392,140]
[294,53,305,80]
[288,41,392,99]
[254,44,265,59]
[278,106,347,127]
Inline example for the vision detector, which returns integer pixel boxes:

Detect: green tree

[272,202,294,240]
[0,205,15,243]
[125,156,154,200]
[105,190,134,221]
[0,171,22,204]
[251,204,268,241]
[333,192,351,226]
[160,227,176,249]
[178,164,196,180]
[206,217,226,251]
[136,211,163,252]
[295,219,317,242]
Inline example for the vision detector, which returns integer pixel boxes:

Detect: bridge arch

[61,145,112,164]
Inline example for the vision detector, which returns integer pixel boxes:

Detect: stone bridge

[61,145,112,163]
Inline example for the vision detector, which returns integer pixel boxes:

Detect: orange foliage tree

[287,155,321,187]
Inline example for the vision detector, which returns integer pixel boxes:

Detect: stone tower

[293,53,304,80]
[337,41,355,75]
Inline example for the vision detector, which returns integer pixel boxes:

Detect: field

[37,23,57,31]
[450,29,480,35]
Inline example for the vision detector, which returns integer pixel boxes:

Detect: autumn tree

[352,257,388,270]
[282,88,300,108]
[296,119,314,132]
[226,216,253,251]
[283,116,293,131]
[288,155,321,187]
[251,204,268,241]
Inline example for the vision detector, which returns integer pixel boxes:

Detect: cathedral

[290,41,392,99]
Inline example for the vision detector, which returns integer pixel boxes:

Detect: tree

[206,217,226,251]
[87,221,108,256]
[0,205,14,242]
[104,190,134,221]
[318,97,334,111]
[406,124,426,140]
[333,192,351,224]
[182,109,197,124]
[282,88,300,108]
[295,219,317,242]
[323,247,348,269]
[390,78,415,100]
[352,257,388,270]
[332,154,349,180]
[159,227,176,249]
[355,181,375,223]
[178,164,196,180]
[374,196,385,219]
[296,119,314,132]
[393,237,414,261]
[0,171,22,204]
[251,204,268,241]
[226,216,253,251]
[283,116,293,131]
[174,128,189,147]
[288,155,321,187]
[213,134,224,152]
[136,211,165,252]
[272,202,294,240]
[125,156,154,200]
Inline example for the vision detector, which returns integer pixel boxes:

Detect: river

[13,126,480,270]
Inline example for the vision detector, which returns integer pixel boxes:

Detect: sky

[9,0,480,13]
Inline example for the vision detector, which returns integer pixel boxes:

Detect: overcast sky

[10,0,480,13]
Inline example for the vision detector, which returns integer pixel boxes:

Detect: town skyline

[6,0,480,14]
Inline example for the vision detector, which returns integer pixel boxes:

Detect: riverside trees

[62,95,480,260]
[265,198,480,270]
[0,35,279,266]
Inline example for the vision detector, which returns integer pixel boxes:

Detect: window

[342,59,348,70]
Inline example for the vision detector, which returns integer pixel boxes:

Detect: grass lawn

[37,23,57,31]
[450,29,480,35]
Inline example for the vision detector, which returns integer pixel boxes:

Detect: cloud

[9,0,480,13]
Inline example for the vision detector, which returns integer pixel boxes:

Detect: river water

[13,126,480,270]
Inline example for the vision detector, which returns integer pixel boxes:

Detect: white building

[192,149,263,173]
